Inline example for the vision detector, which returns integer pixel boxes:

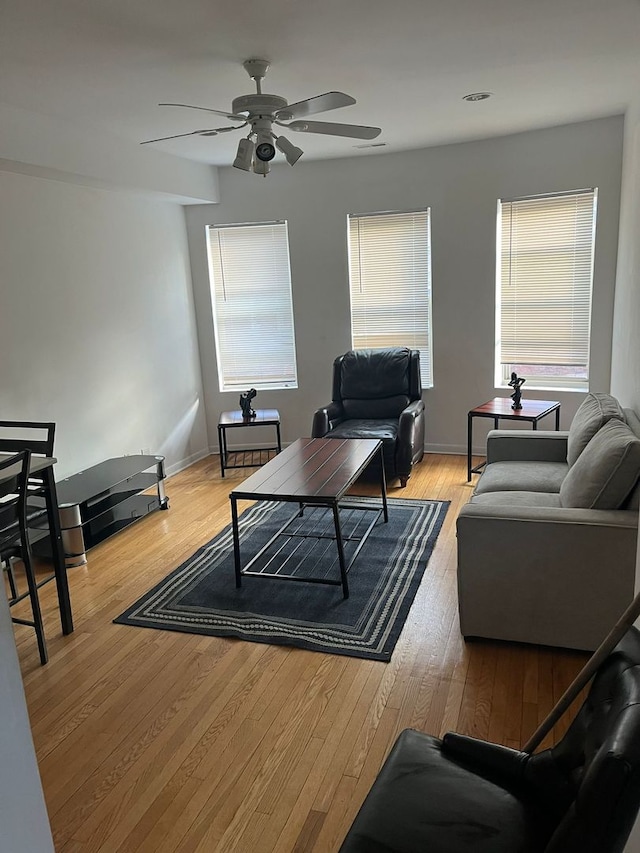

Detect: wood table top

[469,397,560,418]
[0,453,57,485]
[229,437,381,503]
[219,409,280,426]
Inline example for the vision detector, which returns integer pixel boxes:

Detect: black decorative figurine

[508,372,526,410]
[239,388,257,419]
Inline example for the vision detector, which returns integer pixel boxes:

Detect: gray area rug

[114,497,449,661]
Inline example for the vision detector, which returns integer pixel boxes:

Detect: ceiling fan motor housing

[232,94,290,120]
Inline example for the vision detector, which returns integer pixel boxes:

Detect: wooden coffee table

[229,437,388,598]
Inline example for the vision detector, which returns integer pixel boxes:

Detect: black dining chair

[0,450,48,664]
[0,420,56,596]
[0,420,56,458]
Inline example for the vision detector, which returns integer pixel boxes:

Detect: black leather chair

[311,348,425,487]
[339,625,640,852]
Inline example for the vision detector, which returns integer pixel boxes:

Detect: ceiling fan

[141,59,382,176]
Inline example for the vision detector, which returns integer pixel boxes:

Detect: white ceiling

[1,0,640,172]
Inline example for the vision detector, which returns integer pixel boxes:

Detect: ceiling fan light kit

[253,157,270,177]
[232,137,255,172]
[275,135,303,166]
[142,58,382,177]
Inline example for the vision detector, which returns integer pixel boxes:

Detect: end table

[217,409,282,478]
[467,397,561,481]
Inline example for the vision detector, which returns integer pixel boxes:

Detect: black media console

[53,455,169,566]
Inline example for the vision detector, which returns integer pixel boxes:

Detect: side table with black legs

[467,397,561,481]
[217,409,282,477]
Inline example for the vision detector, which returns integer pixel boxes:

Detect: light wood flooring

[10,452,589,852]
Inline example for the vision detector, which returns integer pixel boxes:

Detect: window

[496,189,597,391]
[347,209,433,388]
[206,220,298,391]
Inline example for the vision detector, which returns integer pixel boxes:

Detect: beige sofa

[456,393,640,651]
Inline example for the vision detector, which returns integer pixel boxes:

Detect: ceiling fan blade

[158,103,247,122]
[276,92,356,120]
[140,126,242,144]
[286,120,382,140]
[200,124,247,135]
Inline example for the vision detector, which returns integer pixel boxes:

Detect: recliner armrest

[397,399,425,443]
[487,430,569,464]
[311,401,345,437]
[443,732,529,784]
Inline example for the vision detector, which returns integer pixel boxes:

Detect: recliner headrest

[340,348,411,399]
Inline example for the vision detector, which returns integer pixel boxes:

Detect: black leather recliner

[311,348,425,487]
[339,625,640,853]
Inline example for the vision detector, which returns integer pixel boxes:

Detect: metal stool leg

[18,551,48,665]
[4,557,18,601]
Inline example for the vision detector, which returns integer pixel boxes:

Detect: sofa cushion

[567,393,625,467]
[622,410,640,509]
[470,491,562,508]
[560,419,640,510]
[473,461,568,496]
[623,481,640,511]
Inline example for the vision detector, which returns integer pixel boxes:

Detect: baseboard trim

[424,443,469,456]
[184,444,471,476]
[165,448,211,479]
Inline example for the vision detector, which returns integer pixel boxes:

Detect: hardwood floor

[10,452,589,852]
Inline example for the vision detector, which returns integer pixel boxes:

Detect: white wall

[0,102,220,205]
[185,116,624,457]
[0,596,54,852]
[611,103,640,413]
[0,170,209,478]
[0,169,212,853]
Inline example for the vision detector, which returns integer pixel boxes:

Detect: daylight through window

[347,209,433,387]
[496,189,597,391]
[206,221,298,392]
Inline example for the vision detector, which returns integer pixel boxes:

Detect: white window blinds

[347,209,433,387]
[206,221,298,392]
[497,189,597,390]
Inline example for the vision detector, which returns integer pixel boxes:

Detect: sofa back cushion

[623,482,640,512]
[567,393,626,468]
[560,419,640,509]
[622,409,640,510]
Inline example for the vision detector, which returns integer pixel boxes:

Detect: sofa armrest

[486,430,569,464]
[311,401,344,437]
[456,504,638,650]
